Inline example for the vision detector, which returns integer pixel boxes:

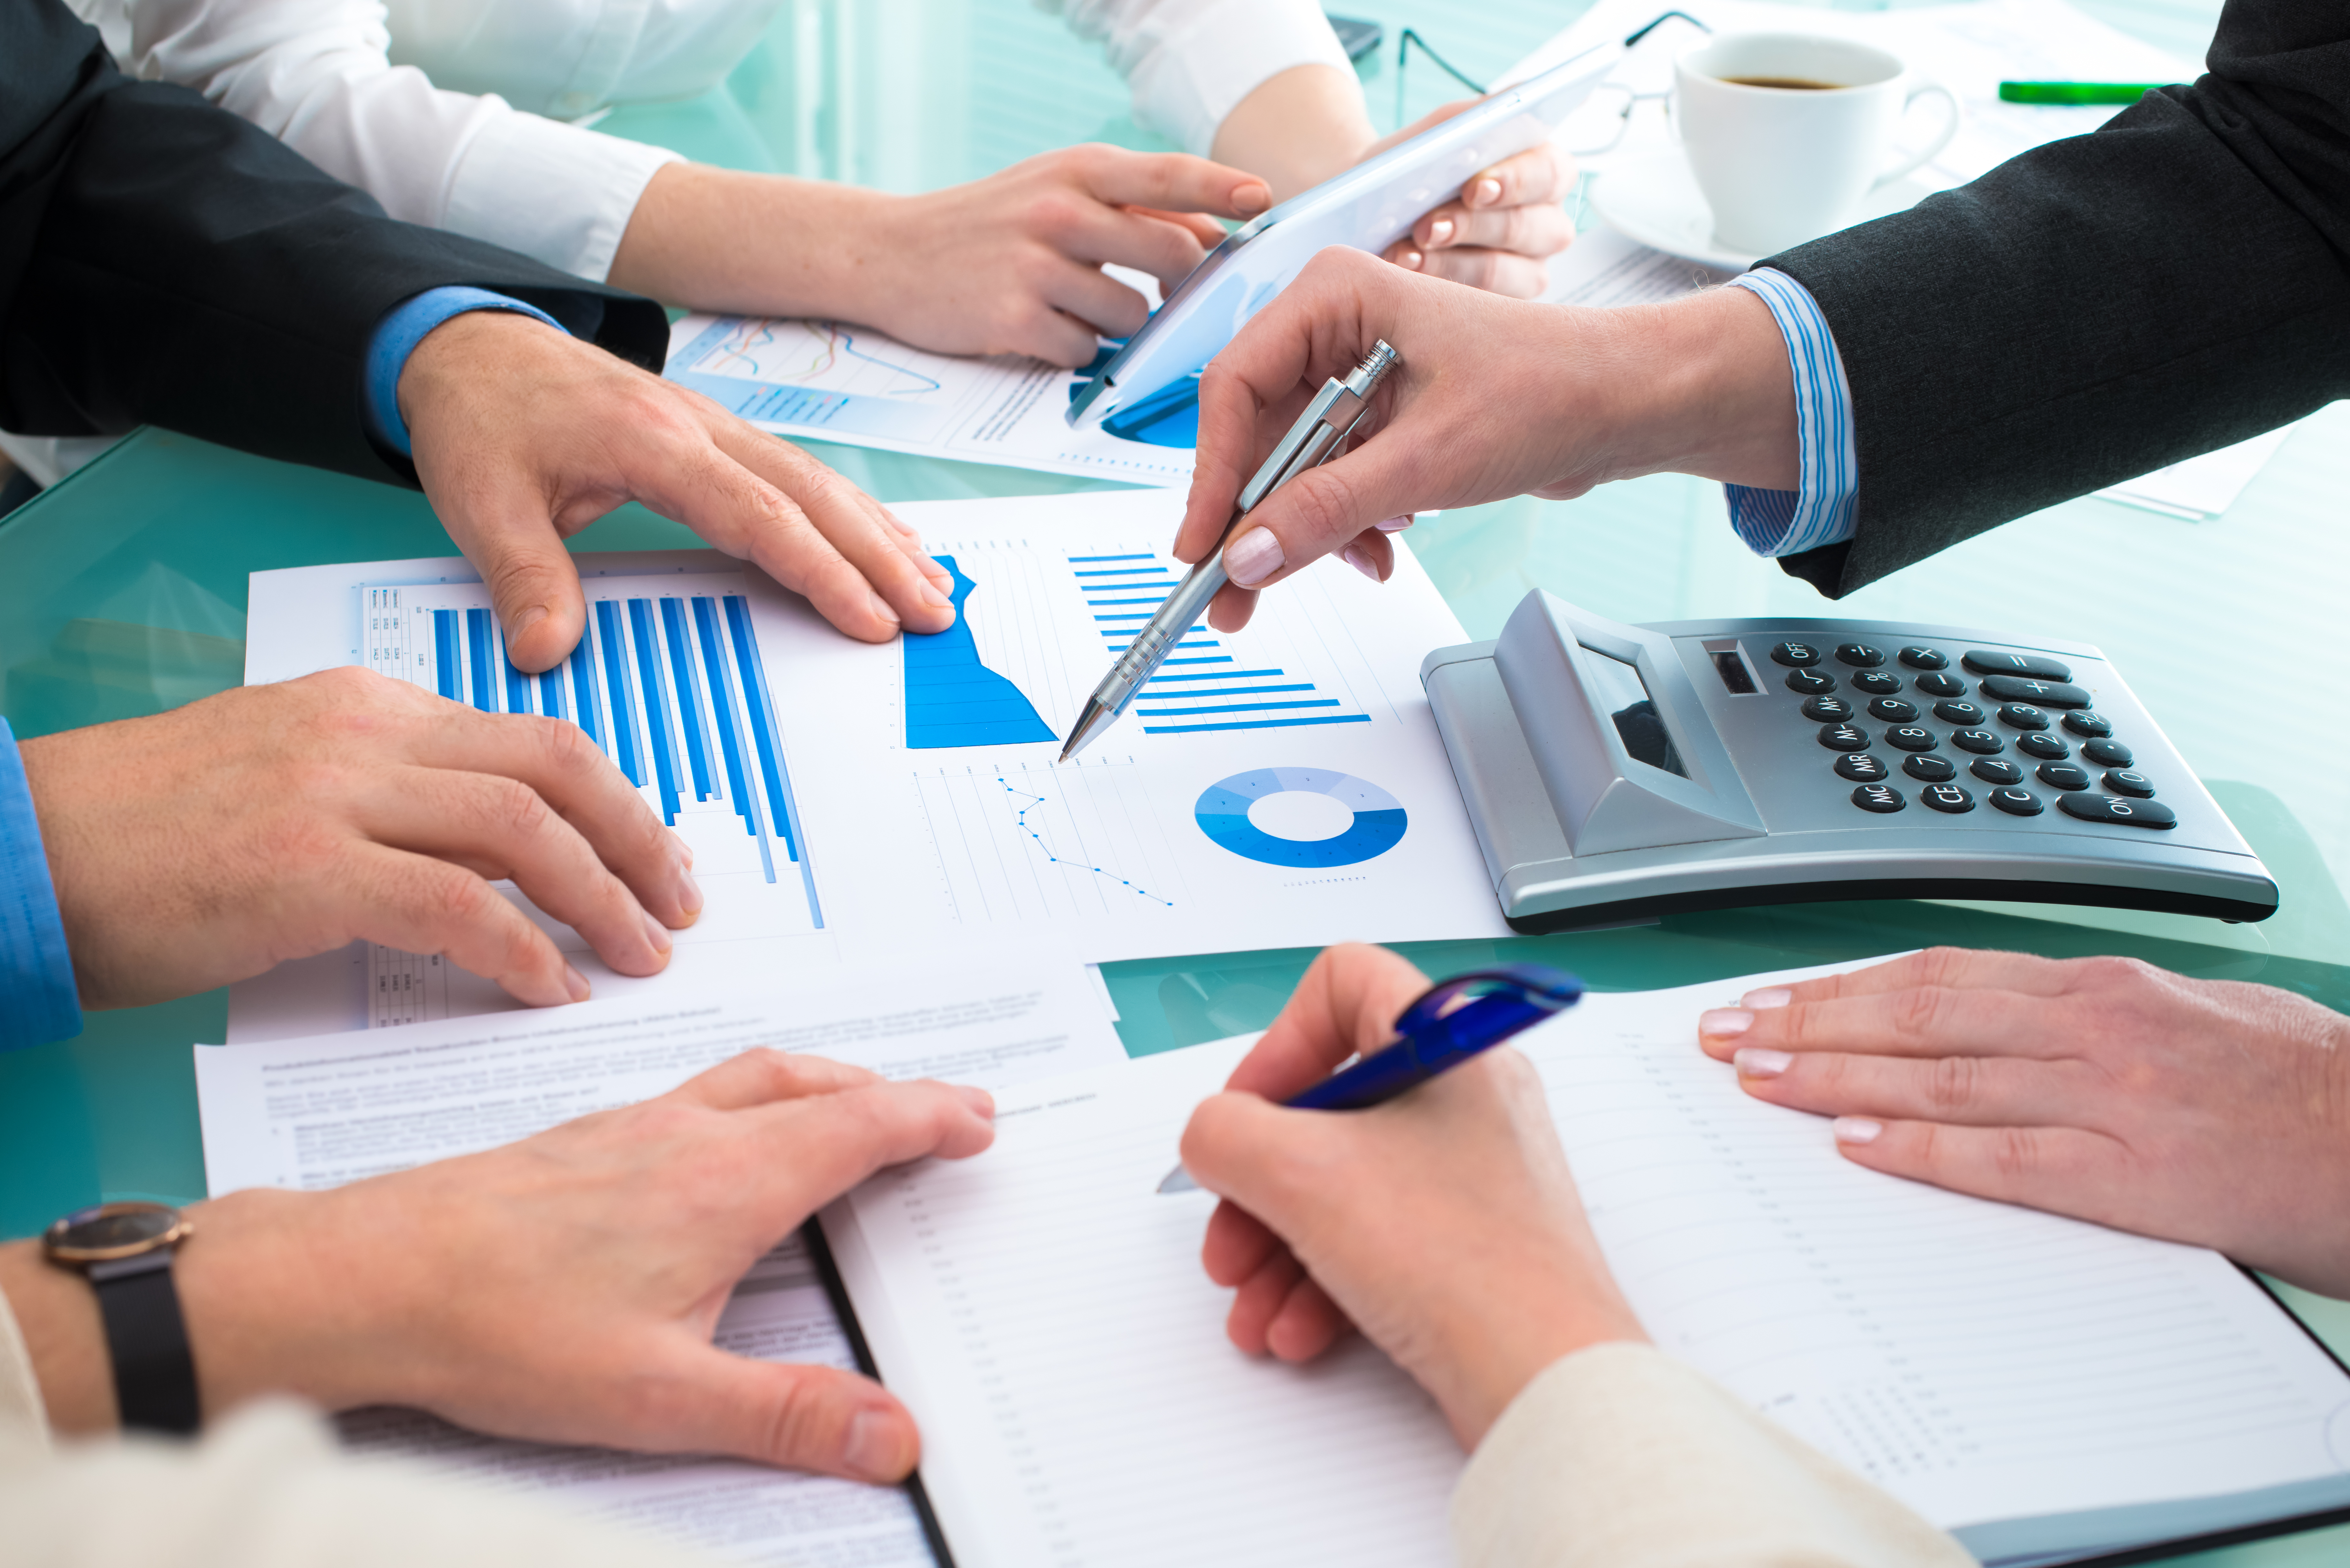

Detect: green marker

[1998,81,2165,105]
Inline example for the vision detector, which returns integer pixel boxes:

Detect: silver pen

[1058,340,1400,763]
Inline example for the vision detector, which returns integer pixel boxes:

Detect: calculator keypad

[1766,641,2171,827]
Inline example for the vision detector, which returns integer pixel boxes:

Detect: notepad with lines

[823,960,2350,1568]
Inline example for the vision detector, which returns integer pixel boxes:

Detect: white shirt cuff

[442,112,683,284]
[1723,268,1858,558]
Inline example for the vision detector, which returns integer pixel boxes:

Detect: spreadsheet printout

[829,960,2350,1568]
[195,963,1121,1568]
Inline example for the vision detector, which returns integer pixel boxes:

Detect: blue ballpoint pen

[1156,963,1583,1193]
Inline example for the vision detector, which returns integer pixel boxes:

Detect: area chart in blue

[904,557,1056,748]
[1194,768,1407,868]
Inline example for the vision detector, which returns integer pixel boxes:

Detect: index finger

[1075,146,1270,222]
[751,1080,998,1213]
[1755,948,2080,1010]
[1224,944,1432,1101]
[674,1047,885,1111]
[1460,141,1572,211]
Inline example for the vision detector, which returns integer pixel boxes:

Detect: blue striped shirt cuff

[1722,268,1857,558]
[364,287,566,458]
[0,718,81,1051]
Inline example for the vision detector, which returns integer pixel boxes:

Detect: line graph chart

[911,758,1187,925]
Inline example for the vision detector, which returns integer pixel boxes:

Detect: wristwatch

[42,1202,199,1434]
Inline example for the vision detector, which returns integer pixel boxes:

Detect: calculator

[1421,591,2277,931]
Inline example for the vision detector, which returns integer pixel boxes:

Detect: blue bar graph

[595,600,639,785]
[661,598,715,802]
[726,594,802,867]
[465,609,494,712]
[629,598,683,824]
[433,611,460,700]
[565,639,596,744]
[500,627,531,716]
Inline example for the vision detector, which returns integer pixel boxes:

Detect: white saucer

[1590,149,1938,269]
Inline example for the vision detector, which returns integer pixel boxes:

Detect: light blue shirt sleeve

[1721,268,1858,558]
[363,286,568,458]
[0,718,81,1051]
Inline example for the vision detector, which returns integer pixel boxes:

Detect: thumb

[444,492,589,674]
[650,1345,922,1482]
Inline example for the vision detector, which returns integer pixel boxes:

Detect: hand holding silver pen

[1059,341,1401,763]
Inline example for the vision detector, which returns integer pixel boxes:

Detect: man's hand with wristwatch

[3,1049,994,1479]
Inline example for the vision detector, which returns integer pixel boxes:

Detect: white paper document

[827,960,2350,1568]
[664,313,1193,486]
[196,963,1123,1568]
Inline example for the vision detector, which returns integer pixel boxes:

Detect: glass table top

[4,3,2346,1557]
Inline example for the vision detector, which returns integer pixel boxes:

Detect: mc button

[1851,783,1906,814]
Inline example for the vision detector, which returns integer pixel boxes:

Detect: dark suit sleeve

[1759,0,2350,597]
[0,0,669,486]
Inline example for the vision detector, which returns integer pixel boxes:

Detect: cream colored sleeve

[1042,0,1355,155]
[0,1278,48,1451]
[1452,1343,1976,1568]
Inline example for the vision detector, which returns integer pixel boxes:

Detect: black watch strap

[87,1250,200,1434]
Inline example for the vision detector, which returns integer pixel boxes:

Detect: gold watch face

[43,1202,190,1264]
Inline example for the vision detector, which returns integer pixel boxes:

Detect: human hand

[20,667,699,1010]
[1179,945,1646,1449]
[1696,948,2350,1296]
[1367,100,1577,297]
[1175,246,1795,631]
[30,1051,996,1480]
[399,310,955,673]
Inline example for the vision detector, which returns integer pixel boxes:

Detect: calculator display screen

[1580,645,1688,779]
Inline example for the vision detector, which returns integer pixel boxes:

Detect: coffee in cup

[1674,33,1960,257]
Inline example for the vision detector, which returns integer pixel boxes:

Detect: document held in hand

[822,960,2350,1568]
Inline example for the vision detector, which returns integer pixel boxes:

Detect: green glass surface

[6,1,2348,1557]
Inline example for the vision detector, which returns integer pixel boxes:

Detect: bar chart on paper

[359,574,822,1025]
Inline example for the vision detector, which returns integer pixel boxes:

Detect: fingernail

[1733,1047,1792,1079]
[1376,515,1414,532]
[641,909,673,956]
[563,964,591,1003]
[1397,249,1424,270]
[868,589,901,627]
[675,863,704,917]
[1833,1117,1883,1145]
[1474,177,1502,205]
[511,604,548,637]
[1342,544,1381,582]
[1224,528,1284,588]
[1429,218,1454,245]
[957,1085,996,1118]
[1234,182,1271,217]
[1741,987,1793,1009]
[1698,1007,1753,1037]
[843,1410,906,1481]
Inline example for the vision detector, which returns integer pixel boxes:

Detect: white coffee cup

[1674,32,1960,257]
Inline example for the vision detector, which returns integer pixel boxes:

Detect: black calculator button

[2062,710,2113,738]
[1989,787,2044,817]
[2082,738,2134,767]
[1868,697,1920,722]
[1802,695,1855,722]
[1852,671,1903,696]
[1962,651,2073,682]
[2058,793,2176,829]
[1771,641,1823,668]
[1997,704,2049,731]
[1978,675,2091,708]
[1785,668,1835,695]
[2104,770,2157,798]
[1932,700,1984,725]
[1920,784,1975,814]
[1899,647,1948,670]
[1970,759,2023,785]
[2016,733,2070,761]
[2037,763,2093,791]
[1852,783,1906,813]
[1818,723,1870,751]
[1903,754,1956,782]
[1835,643,1886,668]
[1884,726,1937,752]
[1835,752,1889,783]
[1950,729,2003,754]
[1914,671,1967,698]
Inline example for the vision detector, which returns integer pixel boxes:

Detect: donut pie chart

[1194,768,1408,868]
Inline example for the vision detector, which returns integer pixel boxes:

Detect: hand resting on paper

[1174,246,1797,632]
[0,1047,995,1478]
[1178,944,1648,1449]
[19,668,698,1010]
[399,310,955,675]
[1697,948,2350,1296]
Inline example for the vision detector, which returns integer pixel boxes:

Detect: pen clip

[1388,963,1583,1039]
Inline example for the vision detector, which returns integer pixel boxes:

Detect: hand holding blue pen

[1158,962,1583,1192]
